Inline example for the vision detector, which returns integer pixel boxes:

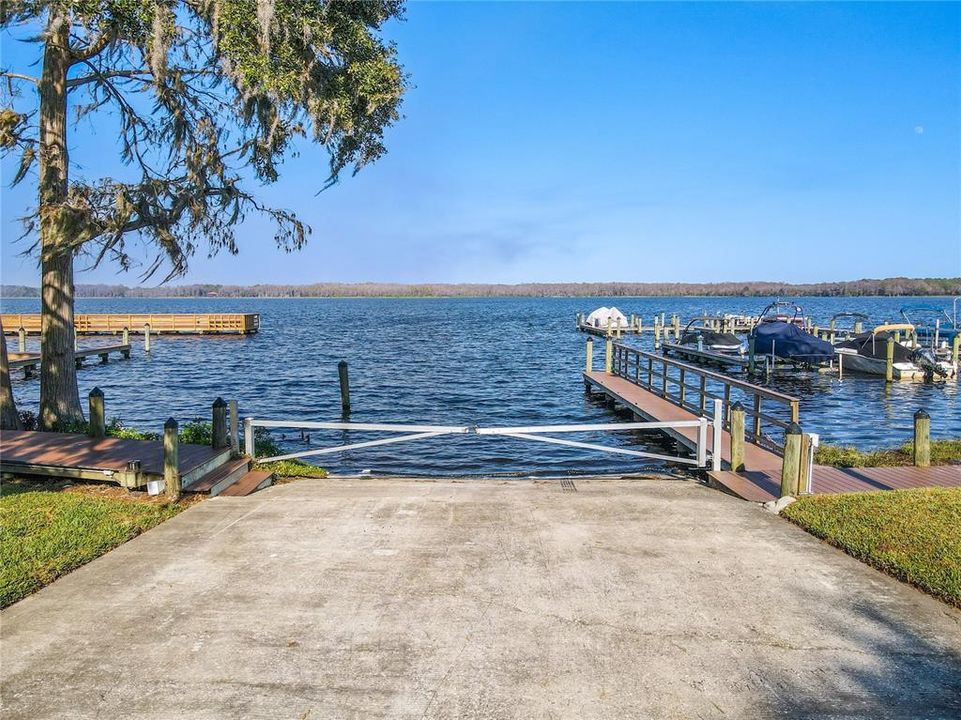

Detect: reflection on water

[4,296,958,476]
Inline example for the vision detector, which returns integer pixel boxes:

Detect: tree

[1,1,406,427]
[0,320,23,430]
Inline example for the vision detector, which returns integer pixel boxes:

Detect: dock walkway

[2,313,259,335]
[586,360,961,502]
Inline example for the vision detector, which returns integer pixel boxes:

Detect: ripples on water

[4,296,958,476]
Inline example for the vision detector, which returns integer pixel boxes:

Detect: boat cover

[835,332,915,362]
[751,321,834,362]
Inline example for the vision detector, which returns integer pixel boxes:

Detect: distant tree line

[2,277,959,299]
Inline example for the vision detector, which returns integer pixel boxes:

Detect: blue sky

[2,1,959,286]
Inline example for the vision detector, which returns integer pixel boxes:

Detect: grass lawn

[815,438,961,468]
[0,480,192,608]
[782,487,961,608]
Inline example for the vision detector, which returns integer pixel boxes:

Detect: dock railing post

[730,402,745,472]
[711,398,722,472]
[122,326,129,346]
[885,335,895,382]
[585,338,593,373]
[212,397,229,449]
[780,423,803,498]
[164,418,181,501]
[244,417,255,458]
[228,399,239,456]
[697,416,708,468]
[18,327,26,353]
[798,433,813,494]
[88,387,105,439]
[654,321,661,351]
[913,409,930,468]
[604,337,613,374]
[144,323,151,353]
[338,360,351,416]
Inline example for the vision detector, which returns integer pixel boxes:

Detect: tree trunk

[38,8,83,429]
[0,320,22,430]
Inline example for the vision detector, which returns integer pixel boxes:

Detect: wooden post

[654,321,661,350]
[585,338,594,373]
[604,338,613,374]
[164,418,181,501]
[88,387,105,439]
[752,395,762,440]
[338,360,351,415]
[730,402,745,472]
[838,350,843,380]
[747,336,756,374]
[672,314,680,341]
[913,409,930,468]
[854,320,863,334]
[952,334,960,371]
[780,422,803,498]
[122,326,129,346]
[17,327,26,353]
[144,323,151,352]
[798,433,812,494]
[229,399,239,455]
[893,330,900,344]
[885,335,895,382]
[244,417,255,458]
[212,397,229,449]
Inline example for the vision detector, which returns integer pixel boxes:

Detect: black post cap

[914,408,930,420]
[731,401,744,411]
[212,397,227,408]
[89,387,103,398]
[164,417,178,430]
[786,422,803,435]
[338,360,348,368]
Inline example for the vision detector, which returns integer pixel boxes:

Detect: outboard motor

[910,348,948,379]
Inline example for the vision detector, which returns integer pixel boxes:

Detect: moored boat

[678,319,743,353]
[750,301,833,365]
[834,324,949,379]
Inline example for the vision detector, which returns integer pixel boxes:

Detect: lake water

[3,296,959,476]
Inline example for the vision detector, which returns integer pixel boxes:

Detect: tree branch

[0,71,39,86]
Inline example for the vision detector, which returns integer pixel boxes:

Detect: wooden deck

[584,370,961,502]
[0,430,229,489]
[2,313,259,335]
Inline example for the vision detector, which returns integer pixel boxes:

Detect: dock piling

[17,327,26,353]
[951,335,959,372]
[144,323,151,353]
[164,418,181,501]
[585,338,594,373]
[885,335,895,382]
[88,388,105,439]
[604,338,613,374]
[212,398,229,449]
[730,402,745,472]
[244,417,255,458]
[747,336,756,374]
[229,400,239,456]
[338,360,351,416]
[780,422,803,498]
[913,409,930,468]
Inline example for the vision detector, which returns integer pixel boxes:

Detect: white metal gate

[245,399,724,471]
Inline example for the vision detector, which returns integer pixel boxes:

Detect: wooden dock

[8,344,130,378]
[1,313,259,335]
[0,430,272,496]
[587,340,961,502]
[661,342,750,370]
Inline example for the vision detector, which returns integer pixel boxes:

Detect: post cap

[731,401,744,411]
[786,422,803,435]
[164,417,179,430]
[914,408,930,420]
[212,397,227,408]
[338,360,348,368]
[89,387,104,398]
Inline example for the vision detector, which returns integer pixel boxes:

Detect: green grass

[0,483,184,608]
[260,459,329,479]
[782,487,961,607]
[815,438,961,468]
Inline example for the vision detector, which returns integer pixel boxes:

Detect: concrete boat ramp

[2,477,960,719]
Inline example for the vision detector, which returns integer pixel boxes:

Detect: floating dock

[1,313,259,335]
